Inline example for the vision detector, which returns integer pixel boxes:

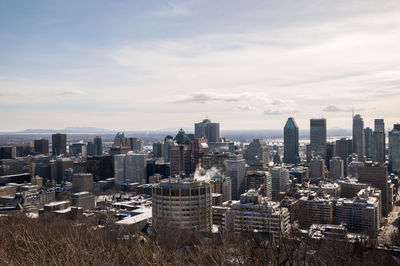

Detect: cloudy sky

[1,0,400,131]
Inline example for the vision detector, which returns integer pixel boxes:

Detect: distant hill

[18,127,115,134]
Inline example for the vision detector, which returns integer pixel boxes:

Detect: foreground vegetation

[0,215,397,265]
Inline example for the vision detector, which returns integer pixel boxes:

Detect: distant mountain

[18,127,115,134]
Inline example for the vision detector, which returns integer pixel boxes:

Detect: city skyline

[1,1,400,130]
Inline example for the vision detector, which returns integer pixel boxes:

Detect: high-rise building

[55,157,73,183]
[72,173,93,193]
[389,125,400,173]
[358,162,392,216]
[245,139,270,164]
[364,127,373,160]
[193,138,209,169]
[270,167,290,201]
[152,142,164,159]
[298,196,334,229]
[352,114,365,161]
[170,144,191,177]
[310,118,327,159]
[225,191,290,239]
[114,152,148,184]
[326,142,335,169]
[309,156,326,179]
[34,139,49,155]
[128,137,143,152]
[329,157,344,179]
[335,138,352,161]
[372,119,385,164]
[69,143,87,157]
[114,132,128,147]
[194,118,220,143]
[210,174,232,202]
[163,136,174,162]
[246,171,272,198]
[226,154,246,200]
[94,136,103,156]
[152,178,212,232]
[283,117,299,164]
[52,133,67,156]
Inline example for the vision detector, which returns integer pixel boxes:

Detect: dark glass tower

[364,127,373,160]
[310,118,327,159]
[52,133,67,156]
[283,117,299,164]
[94,136,103,156]
[352,114,365,161]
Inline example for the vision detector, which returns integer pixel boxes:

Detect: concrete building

[69,143,87,157]
[389,125,400,173]
[338,178,370,198]
[347,161,364,178]
[152,178,212,232]
[52,133,67,156]
[34,139,49,155]
[310,118,327,160]
[226,154,246,200]
[246,171,271,198]
[358,162,392,216]
[194,118,220,143]
[298,196,334,229]
[283,117,299,164]
[210,174,232,202]
[114,152,148,184]
[309,156,326,179]
[329,157,344,179]
[71,192,96,210]
[245,139,270,164]
[335,188,380,234]
[225,190,290,239]
[72,173,93,193]
[270,167,290,201]
[352,114,365,161]
[170,144,191,177]
[152,142,164,159]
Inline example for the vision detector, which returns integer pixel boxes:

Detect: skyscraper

[226,154,246,200]
[194,118,220,143]
[389,124,400,173]
[52,133,67,156]
[170,144,191,177]
[94,136,103,156]
[364,127,373,160]
[329,157,344,179]
[283,117,299,164]
[352,114,365,161]
[373,119,385,164]
[245,139,270,164]
[270,167,290,201]
[34,139,49,155]
[310,118,327,159]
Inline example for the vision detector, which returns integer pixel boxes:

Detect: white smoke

[194,166,221,182]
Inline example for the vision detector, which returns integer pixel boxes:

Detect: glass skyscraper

[283,117,299,164]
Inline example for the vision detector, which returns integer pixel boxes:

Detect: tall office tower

[34,139,49,155]
[364,127,373,160]
[373,119,385,164]
[310,118,327,160]
[335,138,352,160]
[152,178,212,232]
[226,154,246,200]
[270,167,290,201]
[69,143,87,157]
[0,146,16,159]
[389,124,400,173]
[72,173,93,193]
[125,152,148,183]
[170,144,191,177]
[326,142,335,169]
[358,162,392,216]
[175,128,191,145]
[163,136,174,162]
[114,152,148,184]
[152,142,164,159]
[245,139,270,164]
[225,191,290,238]
[194,118,220,143]
[309,156,326,179]
[52,133,67,156]
[283,117,299,164]
[246,171,272,198]
[329,157,344,179]
[114,132,128,147]
[129,137,144,152]
[87,141,94,156]
[352,114,365,161]
[55,157,73,183]
[94,136,103,156]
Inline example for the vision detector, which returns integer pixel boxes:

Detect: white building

[114,152,148,184]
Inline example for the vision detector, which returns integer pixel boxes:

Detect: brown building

[170,144,191,177]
